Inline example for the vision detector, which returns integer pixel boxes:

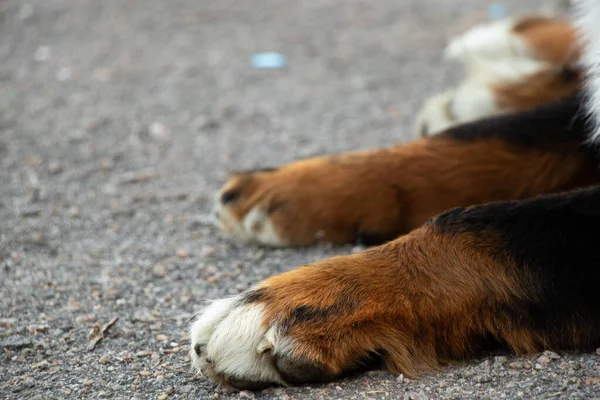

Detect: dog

[189,1,600,390]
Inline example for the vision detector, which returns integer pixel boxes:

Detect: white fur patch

[214,198,286,247]
[189,295,289,386]
[415,83,498,137]
[414,90,457,136]
[416,18,551,136]
[445,19,518,60]
[575,0,600,143]
[445,18,549,82]
[189,297,238,348]
[451,80,498,121]
[242,208,284,247]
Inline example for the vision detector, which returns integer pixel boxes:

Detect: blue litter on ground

[488,3,507,20]
[251,52,287,69]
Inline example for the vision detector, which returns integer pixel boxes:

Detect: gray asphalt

[2,0,599,399]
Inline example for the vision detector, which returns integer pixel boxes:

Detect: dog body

[189,2,600,390]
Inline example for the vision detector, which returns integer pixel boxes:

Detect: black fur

[240,288,267,305]
[353,230,397,246]
[220,189,240,204]
[433,186,600,349]
[441,92,595,153]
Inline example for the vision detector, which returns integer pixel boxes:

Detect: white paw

[414,90,457,137]
[189,295,289,389]
[415,82,500,138]
[445,18,522,62]
[213,190,286,247]
[445,17,548,84]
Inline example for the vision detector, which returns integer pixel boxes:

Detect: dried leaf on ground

[86,316,119,351]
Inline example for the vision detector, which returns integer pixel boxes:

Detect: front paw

[212,155,409,247]
[189,249,424,389]
[414,90,458,137]
[189,293,331,390]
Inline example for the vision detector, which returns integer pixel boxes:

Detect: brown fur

[494,67,581,111]
[250,224,546,378]
[221,136,600,246]
[493,17,582,111]
[513,17,580,66]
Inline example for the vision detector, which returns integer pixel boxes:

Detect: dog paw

[189,293,331,390]
[212,155,410,247]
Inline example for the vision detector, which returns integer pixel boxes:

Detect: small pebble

[19,205,42,218]
[508,361,529,369]
[494,356,508,366]
[34,46,51,62]
[202,246,216,256]
[99,157,116,170]
[152,264,167,277]
[176,248,189,258]
[56,67,72,81]
[1,336,34,350]
[140,370,151,377]
[69,206,80,217]
[27,324,49,334]
[76,314,96,324]
[18,3,34,20]
[179,385,193,394]
[149,122,172,141]
[478,360,491,371]
[537,354,551,365]
[23,377,35,388]
[48,161,63,174]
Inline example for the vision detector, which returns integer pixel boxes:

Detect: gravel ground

[1,0,599,399]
